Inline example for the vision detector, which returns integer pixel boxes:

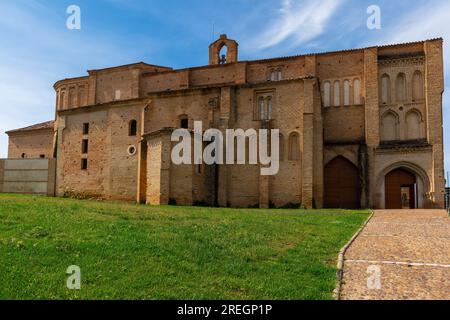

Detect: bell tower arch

[209,34,238,65]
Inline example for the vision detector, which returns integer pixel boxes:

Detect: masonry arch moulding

[209,34,238,65]
[375,161,432,209]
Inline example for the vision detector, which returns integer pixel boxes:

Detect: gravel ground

[340,210,450,300]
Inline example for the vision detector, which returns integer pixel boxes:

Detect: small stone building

[5,35,446,209]
[6,121,55,159]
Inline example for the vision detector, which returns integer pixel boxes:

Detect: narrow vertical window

[343,80,350,106]
[258,97,265,120]
[83,123,90,135]
[78,86,86,106]
[82,139,89,154]
[60,90,66,110]
[323,81,331,107]
[381,74,390,104]
[266,97,273,120]
[396,73,407,102]
[334,81,340,106]
[288,133,301,161]
[353,78,361,105]
[278,133,285,161]
[412,71,424,101]
[129,120,137,136]
[81,158,88,170]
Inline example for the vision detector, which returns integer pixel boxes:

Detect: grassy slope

[0,194,369,300]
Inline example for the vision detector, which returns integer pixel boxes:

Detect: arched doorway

[324,157,361,209]
[385,169,417,209]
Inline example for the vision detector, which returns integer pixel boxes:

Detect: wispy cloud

[362,0,450,172]
[249,0,344,51]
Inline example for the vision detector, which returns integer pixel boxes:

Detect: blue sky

[0,0,449,178]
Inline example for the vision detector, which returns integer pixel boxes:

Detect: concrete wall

[0,159,56,196]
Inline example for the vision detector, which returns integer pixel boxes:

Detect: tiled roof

[246,38,443,64]
[6,120,54,135]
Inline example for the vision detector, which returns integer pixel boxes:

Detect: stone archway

[375,162,431,209]
[324,156,361,209]
[385,168,417,209]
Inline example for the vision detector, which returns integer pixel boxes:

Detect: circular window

[127,145,137,156]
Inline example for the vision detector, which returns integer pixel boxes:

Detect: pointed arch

[381,110,399,141]
[375,161,431,209]
[343,80,350,106]
[333,81,340,106]
[412,70,424,101]
[405,109,424,140]
[396,73,407,102]
[218,43,228,64]
[380,74,391,104]
[288,132,301,161]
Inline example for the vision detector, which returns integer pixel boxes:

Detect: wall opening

[385,168,417,209]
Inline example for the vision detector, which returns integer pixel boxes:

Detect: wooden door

[324,157,361,209]
[385,169,416,209]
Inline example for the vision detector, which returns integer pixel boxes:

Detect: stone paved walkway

[340,210,450,300]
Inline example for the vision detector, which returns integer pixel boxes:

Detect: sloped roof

[6,120,54,135]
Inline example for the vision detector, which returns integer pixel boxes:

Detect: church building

[6,35,446,209]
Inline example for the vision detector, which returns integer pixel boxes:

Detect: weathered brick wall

[323,106,365,143]
[229,81,305,208]
[56,102,143,200]
[108,105,142,200]
[8,129,54,159]
[246,57,307,83]
[424,40,445,207]
[56,110,109,197]
[45,38,444,209]
[95,69,140,104]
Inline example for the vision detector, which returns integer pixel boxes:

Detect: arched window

[288,132,301,161]
[406,110,423,140]
[334,81,340,106]
[68,87,76,107]
[412,71,424,101]
[129,120,137,136]
[21,153,26,159]
[59,90,66,110]
[381,74,391,104]
[323,81,331,107]
[219,44,228,64]
[381,111,399,141]
[353,78,361,105]
[343,80,350,106]
[268,69,282,81]
[78,86,86,107]
[278,133,285,161]
[396,73,407,102]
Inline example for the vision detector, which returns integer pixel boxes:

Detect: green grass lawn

[0,194,369,300]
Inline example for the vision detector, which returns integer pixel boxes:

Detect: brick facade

[6,36,446,209]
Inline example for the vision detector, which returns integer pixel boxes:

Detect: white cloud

[249,0,343,51]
